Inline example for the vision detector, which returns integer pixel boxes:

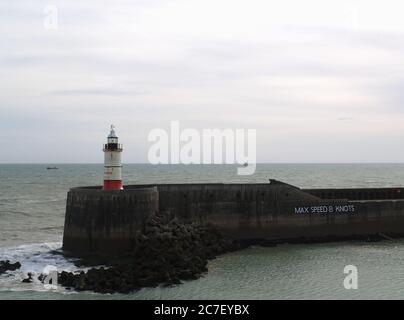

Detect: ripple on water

[2,241,404,299]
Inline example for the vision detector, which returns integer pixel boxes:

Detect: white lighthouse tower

[103,125,123,190]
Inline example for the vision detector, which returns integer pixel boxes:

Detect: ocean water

[2,163,404,300]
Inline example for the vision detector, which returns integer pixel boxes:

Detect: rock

[0,260,21,275]
[22,273,33,283]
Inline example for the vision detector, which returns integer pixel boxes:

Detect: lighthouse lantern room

[103,125,123,190]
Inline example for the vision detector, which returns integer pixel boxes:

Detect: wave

[0,210,31,217]
[0,242,79,273]
[0,242,85,293]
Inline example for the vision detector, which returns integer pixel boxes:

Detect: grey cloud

[284,25,404,51]
[48,89,148,96]
[3,0,404,163]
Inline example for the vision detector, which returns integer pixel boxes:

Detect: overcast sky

[2,0,404,163]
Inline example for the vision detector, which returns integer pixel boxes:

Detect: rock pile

[57,215,238,294]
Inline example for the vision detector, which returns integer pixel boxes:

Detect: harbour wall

[304,187,404,200]
[63,187,159,254]
[62,180,404,255]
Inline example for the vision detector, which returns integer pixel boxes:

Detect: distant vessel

[46,166,58,170]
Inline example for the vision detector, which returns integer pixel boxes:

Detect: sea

[2,163,404,300]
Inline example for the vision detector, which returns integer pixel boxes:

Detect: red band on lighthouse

[103,180,123,190]
[103,125,123,190]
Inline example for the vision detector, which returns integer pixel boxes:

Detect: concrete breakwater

[63,179,404,256]
[63,186,159,254]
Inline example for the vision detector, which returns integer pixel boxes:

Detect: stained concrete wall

[148,181,322,239]
[304,187,404,201]
[63,180,404,255]
[151,182,404,240]
[62,186,158,254]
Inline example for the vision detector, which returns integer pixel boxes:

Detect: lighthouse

[103,125,123,190]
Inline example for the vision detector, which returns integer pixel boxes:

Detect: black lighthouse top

[104,125,123,151]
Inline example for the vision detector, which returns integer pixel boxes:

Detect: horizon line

[1,162,404,165]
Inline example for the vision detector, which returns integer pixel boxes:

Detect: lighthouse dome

[108,125,118,138]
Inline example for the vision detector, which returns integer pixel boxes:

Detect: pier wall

[62,186,158,254]
[304,187,404,201]
[63,181,404,255]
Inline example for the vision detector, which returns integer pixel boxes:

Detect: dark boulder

[22,272,33,283]
[0,260,21,275]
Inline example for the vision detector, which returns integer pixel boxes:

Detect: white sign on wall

[294,204,356,214]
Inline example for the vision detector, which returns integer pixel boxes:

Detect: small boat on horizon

[46,166,59,170]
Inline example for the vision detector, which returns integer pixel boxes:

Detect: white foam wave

[0,242,82,293]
